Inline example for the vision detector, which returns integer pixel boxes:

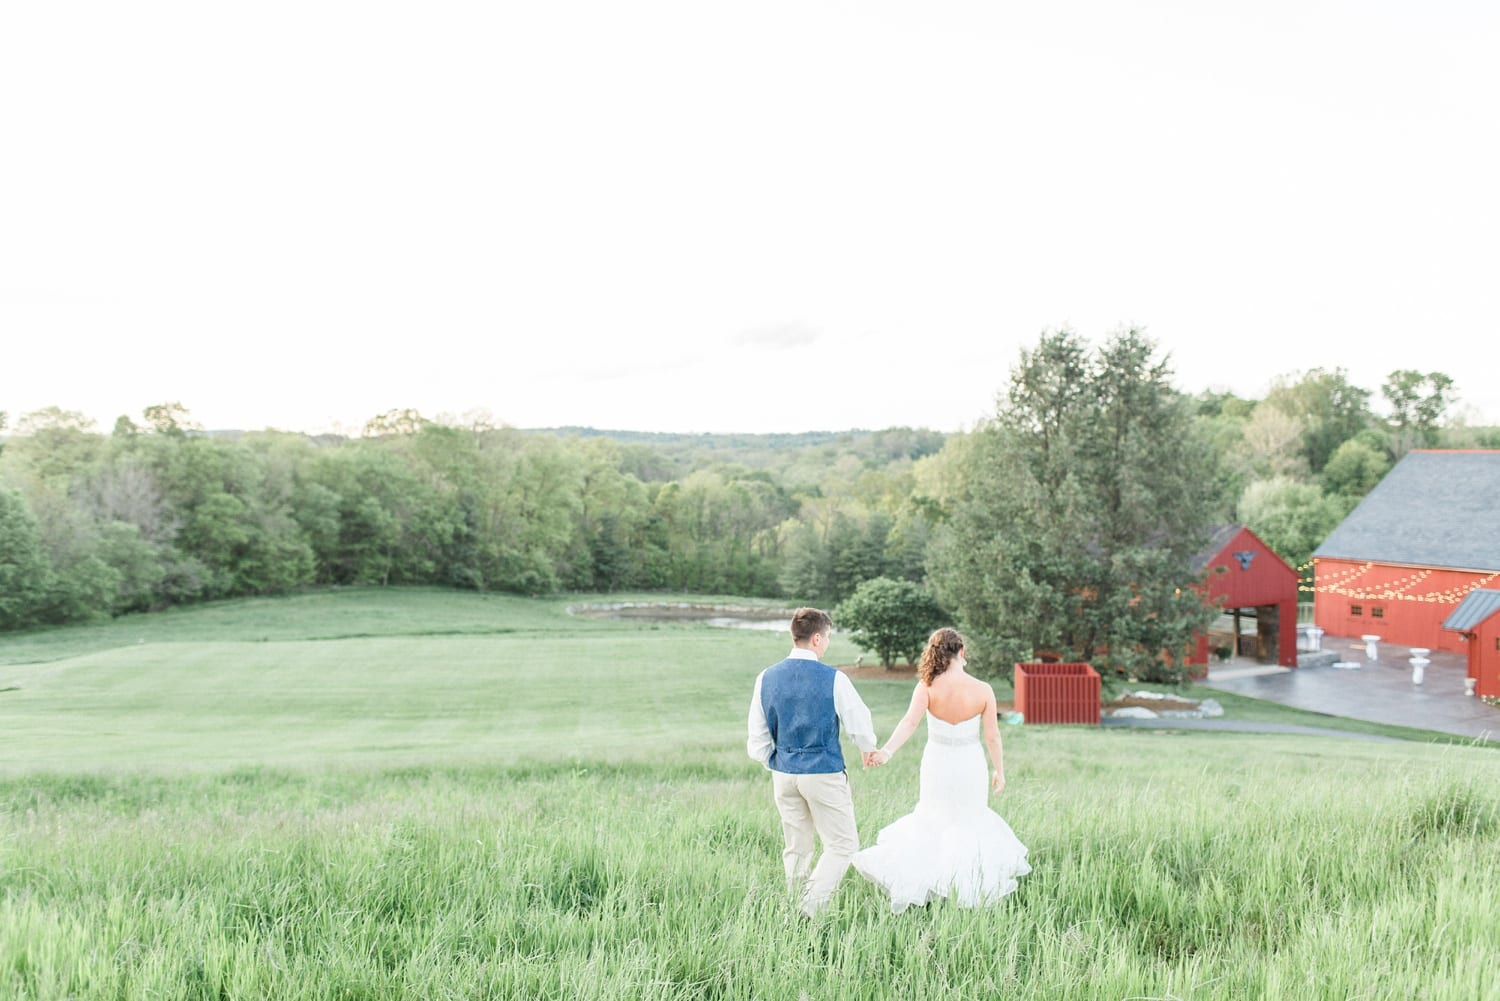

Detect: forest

[2,331,1494,674]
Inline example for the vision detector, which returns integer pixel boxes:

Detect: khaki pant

[771,770,859,915]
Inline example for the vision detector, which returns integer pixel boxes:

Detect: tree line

[2,334,1491,679]
[0,405,942,631]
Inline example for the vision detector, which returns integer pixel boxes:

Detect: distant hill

[1,422,950,485]
[531,426,886,447]
[527,425,950,481]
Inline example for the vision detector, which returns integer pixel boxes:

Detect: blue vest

[760,657,845,774]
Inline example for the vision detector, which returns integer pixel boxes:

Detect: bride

[853,627,1030,912]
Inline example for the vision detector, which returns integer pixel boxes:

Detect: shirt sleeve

[746,672,773,769]
[833,671,878,753]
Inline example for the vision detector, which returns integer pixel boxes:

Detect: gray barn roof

[1443,589,1500,632]
[1313,451,1500,572]
[1190,525,1244,575]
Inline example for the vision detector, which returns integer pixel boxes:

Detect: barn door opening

[1227,605,1279,663]
[1256,604,1279,664]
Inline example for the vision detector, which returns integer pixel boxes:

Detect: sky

[3,1,1497,436]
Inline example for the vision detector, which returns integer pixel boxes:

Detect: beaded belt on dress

[926,731,980,747]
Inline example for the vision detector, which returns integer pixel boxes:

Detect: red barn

[1189,525,1300,669]
[1312,451,1500,653]
[1442,589,1500,698]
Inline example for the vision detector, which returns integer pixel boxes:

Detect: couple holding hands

[746,607,1030,916]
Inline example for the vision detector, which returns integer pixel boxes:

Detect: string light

[1309,561,1377,588]
[1307,569,1500,604]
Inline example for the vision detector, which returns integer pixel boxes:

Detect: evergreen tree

[929,329,1224,682]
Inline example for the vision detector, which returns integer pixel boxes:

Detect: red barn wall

[1471,611,1500,699]
[1192,527,1300,668]
[1313,559,1500,654]
[1209,529,1301,607]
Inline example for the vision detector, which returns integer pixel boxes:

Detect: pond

[567,601,794,632]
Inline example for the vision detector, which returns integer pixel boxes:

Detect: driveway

[1197,634,1499,743]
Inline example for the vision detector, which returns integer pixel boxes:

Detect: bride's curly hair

[918,627,966,685]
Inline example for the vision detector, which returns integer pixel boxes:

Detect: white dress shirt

[746,648,878,769]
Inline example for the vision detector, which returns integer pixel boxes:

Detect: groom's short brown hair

[790,607,832,643]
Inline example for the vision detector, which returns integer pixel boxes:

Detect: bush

[835,577,946,668]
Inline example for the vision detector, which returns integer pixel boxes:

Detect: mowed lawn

[3,589,1499,1000]
[1,589,882,774]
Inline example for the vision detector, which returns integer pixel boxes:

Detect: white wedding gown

[853,712,1030,913]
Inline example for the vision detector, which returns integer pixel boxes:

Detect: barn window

[1350,604,1363,616]
[1371,607,1384,619]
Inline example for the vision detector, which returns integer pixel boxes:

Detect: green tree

[776,517,833,602]
[10,408,101,482]
[142,402,199,437]
[776,504,898,605]
[1381,370,1456,456]
[404,423,490,589]
[836,577,946,668]
[488,435,585,593]
[884,502,935,585]
[342,494,403,584]
[1236,476,1350,579]
[179,491,252,597]
[1240,403,1308,479]
[929,329,1224,682]
[1262,368,1373,474]
[1191,408,1251,514]
[1320,435,1390,499]
[80,455,177,545]
[0,489,53,630]
[94,521,167,613]
[135,433,317,598]
[231,500,316,594]
[363,408,430,438]
[654,466,791,596]
[1443,423,1500,450]
[306,445,447,587]
[18,480,122,624]
[1193,390,1255,420]
[288,480,343,577]
[570,438,652,592]
[831,512,896,600]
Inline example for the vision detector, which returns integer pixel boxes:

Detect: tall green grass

[4,746,1497,1000]
[3,589,1499,999]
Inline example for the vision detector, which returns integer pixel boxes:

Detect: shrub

[836,577,946,668]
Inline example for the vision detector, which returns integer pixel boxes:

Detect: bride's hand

[991,770,1005,794]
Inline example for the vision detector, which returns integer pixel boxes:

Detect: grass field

[3,588,1499,999]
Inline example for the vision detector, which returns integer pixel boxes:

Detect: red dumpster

[1013,662,1100,725]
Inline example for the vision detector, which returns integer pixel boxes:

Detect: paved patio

[1198,634,1499,743]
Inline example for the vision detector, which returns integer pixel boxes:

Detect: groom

[747,607,879,916]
